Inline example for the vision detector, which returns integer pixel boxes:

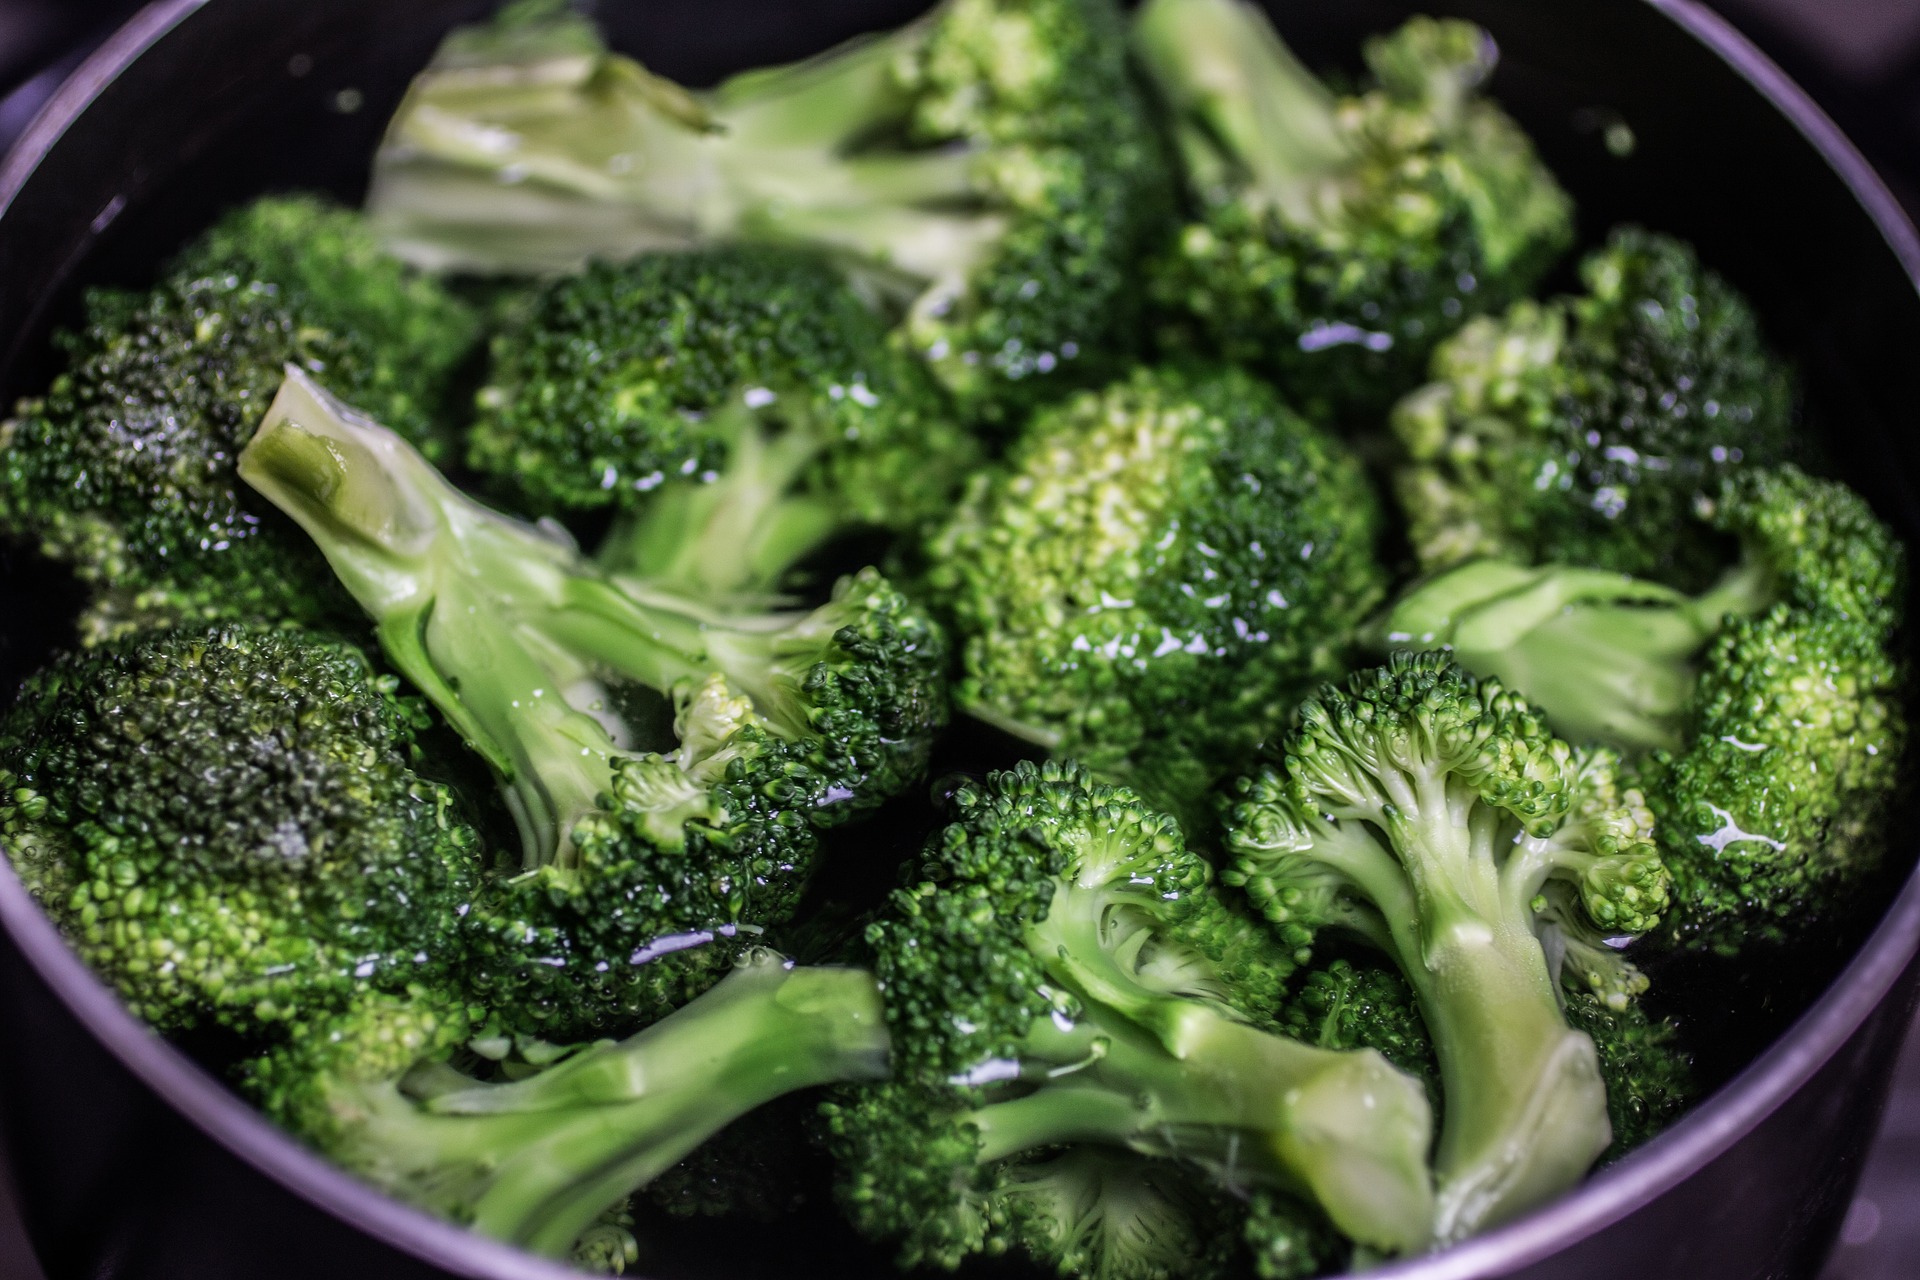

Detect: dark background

[0,0,1914,1276]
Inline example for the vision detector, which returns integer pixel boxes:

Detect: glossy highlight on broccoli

[472,247,980,600]
[1224,652,1669,1243]
[1136,0,1572,414]
[823,761,1436,1272]
[0,195,479,642]
[369,0,1172,420]
[0,624,479,1034]
[927,364,1386,828]
[238,367,947,1037]
[248,950,889,1261]
[1375,465,1902,754]
[1393,228,1795,588]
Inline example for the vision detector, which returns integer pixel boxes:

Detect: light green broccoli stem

[369,6,998,286]
[345,954,888,1257]
[969,1007,1434,1254]
[1132,0,1352,222]
[237,368,810,868]
[1380,559,1777,752]
[1328,776,1611,1244]
[595,396,843,602]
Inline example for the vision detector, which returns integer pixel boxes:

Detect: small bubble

[332,87,364,114]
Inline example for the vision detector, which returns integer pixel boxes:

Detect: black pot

[2,1,1918,1277]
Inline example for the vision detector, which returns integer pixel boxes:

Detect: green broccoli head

[1136,2,1572,415]
[1393,228,1795,588]
[928,364,1386,828]
[0,195,479,641]
[822,760,1436,1269]
[1644,605,1905,953]
[239,367,948,1037]
[370,0,1171,422]
[473,247,980,600]
[247,950,889,1261]
[1223,652,1668,1243]
[1279,959,1438,1096]
[0,625,480,1034]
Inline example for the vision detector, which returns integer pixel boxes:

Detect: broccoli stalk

[240,366,948,1037]
[826,761,1436,1270]
[590,394,847,601]
[256,951,889,1259]
[1225,653,1669,1243]
[1374,466,1902,753]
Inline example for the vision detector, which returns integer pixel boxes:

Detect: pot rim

[1,1,1918,1277]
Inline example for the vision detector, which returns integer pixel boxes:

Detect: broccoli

[368,0,1171,421]
[822,760,1437,1273]
[1279,959,1438,1096]
[247,949,890,1261]
[926,364,1386,829]
[1374,466,1901,753]
[1135,0,1572,416]
[1223,652,1670,1243]
[1562,995,1696,1157]
[238,367,948,1036]
[1392,229,1796,589]
[1640,604,1906,953]
[0,195,479,642]
[471,248,980,600]
[0,625,479,1034]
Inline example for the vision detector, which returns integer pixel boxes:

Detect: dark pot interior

[0,1,1918,1277]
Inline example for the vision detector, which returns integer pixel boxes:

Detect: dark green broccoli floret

[1224,653,1669,1243]
[238,368,948,1037]
[247,950,889,1261]
[1393,229,1795,589]
[1641,605,1906,953]
[0,195,480,641]
[1374,466,1901,754]
[369,0,1172,421]
[822,761,1436,1272]
[927,365,1386,829]
[1280,959,1438,1096]
[1562,995,1696,1157]
[1135,1,1572,416]
[0,625,479,1034]
[472,248,980,601]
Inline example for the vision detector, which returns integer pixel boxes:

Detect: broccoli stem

[239,368,843,865]
[1370,795,1611,1243]
[1132,0,1352,220]
[373,9,995,285]
[982,1009,1434,1253]
[596,397,844,600]
[352,954,888,1256]
[1382,556,1786,752]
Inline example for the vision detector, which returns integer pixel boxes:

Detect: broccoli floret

[0,625,480,1034]
[1135,1,1572,416]
[369,0,1171,421]
[471,248,980,600]
[1279,959,1438,1095]
[0,195,479,642]
[247,950,889,1261]
[1641,605,1906,953]
[997,1147,1247,1280]
[1223,653,1669,1243]
[822,761,1436,1271]
[238,367,948,1036]
[1374,466,1900,753]
[927,365,1386,830]
[1562,995,1696,1157]
[1392,229,1795,588]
